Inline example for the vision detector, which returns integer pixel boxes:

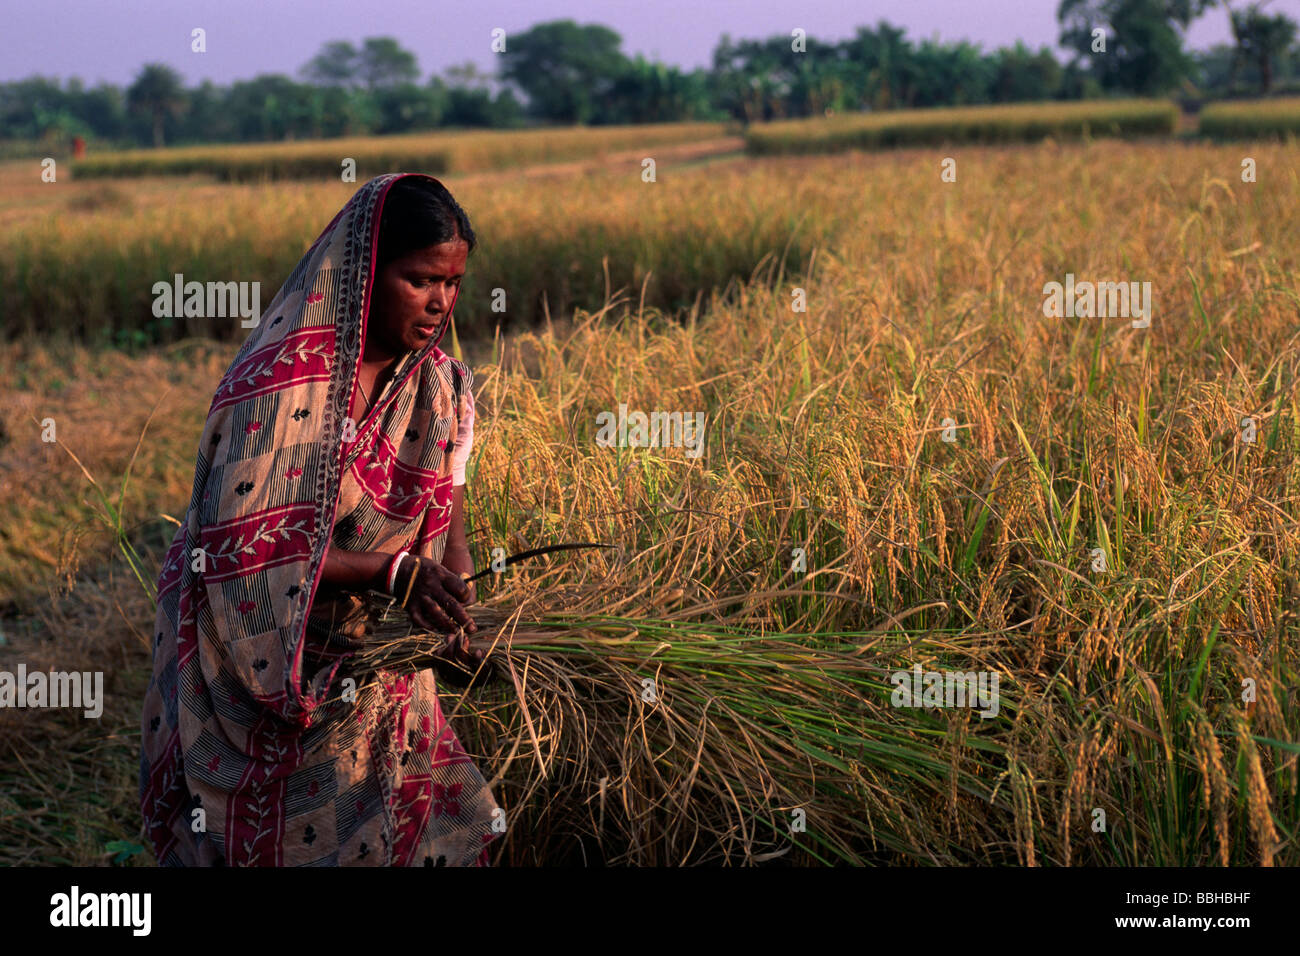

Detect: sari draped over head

[139,172,503,867]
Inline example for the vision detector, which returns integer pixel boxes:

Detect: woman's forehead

[389,242,468,273]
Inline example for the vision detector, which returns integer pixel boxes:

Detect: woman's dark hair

[375,176,476,272]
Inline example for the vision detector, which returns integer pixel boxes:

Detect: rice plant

[1199,97,1300,140]
[1,136,1296,865]
[745,99,1180,155]
[69,122,732,181]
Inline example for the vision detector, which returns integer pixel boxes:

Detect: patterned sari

[139,173,503,866]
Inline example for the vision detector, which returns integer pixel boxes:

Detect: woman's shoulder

[427,349,473,400]
[448,356,473,396]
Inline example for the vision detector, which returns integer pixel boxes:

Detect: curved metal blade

[465,542,615,583]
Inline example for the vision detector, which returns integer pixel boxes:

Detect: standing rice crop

[745,99,1180,155]
[1199,97,1300,140]
[2,137,1296,865]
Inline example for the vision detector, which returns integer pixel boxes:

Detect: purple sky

[3,0,1285,88]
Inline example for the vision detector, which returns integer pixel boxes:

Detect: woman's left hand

[439,573,484,668]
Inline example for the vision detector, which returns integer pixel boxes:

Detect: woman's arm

[317,392,475,601]
[315,487,473,598]
[317,545,395,594]
[315,491,474,599]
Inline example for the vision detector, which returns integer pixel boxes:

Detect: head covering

[140,173,503,866]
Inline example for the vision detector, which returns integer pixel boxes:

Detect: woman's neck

[359,347,401,373]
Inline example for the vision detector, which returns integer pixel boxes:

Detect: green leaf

[960,497,992,576]
[104,839,145,865]
[1250,735,1300,755]
[1010,417,1063,546]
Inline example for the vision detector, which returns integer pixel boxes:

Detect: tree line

[2,2,1298,151]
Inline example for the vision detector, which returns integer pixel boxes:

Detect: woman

[139,173,503,867]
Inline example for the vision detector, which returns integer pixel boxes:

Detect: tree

[300,40,361,89]
[370,83,443,134]
[1229,1,1299,93]
[1191,42,1240,93]
[911,38,995,107]
[126,63,188,147]
[175,79,234,144]
[842,22,921,110]
[444,61,493,90]
[73,82,127,140]
[431,64,526,128]
[1058,0,1217,94]
[355,37,421,89]
[710,34,802,122]
[498,20,629,124]
[490,88,527,127]
[433,80,488,126]
[596,55,713,123]
[709,35,764,124]
[789,41,860,117]
[990,41,1064,101]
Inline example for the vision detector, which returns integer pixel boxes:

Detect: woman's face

[366,238,468,360]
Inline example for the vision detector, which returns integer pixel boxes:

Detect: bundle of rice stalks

[338,581,1016,866]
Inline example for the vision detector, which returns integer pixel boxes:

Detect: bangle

[386,549,409,595]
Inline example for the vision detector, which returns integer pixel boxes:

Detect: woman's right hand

[394,554,478,654]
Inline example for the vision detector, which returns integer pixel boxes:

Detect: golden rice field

[745,98,1181,154]
[67,120,732,181]
[1,135,1297,865]
[1,141,821,346]
[1200,97,1300,140]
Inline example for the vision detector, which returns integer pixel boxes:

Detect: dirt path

[452,136,748,185]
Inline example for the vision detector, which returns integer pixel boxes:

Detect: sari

[139,172,503,866]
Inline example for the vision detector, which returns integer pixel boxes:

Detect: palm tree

[126,64,188,147]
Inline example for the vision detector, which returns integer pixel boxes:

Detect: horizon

[1,0,1264,89]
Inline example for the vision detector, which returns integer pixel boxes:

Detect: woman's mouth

[414,322,438,338]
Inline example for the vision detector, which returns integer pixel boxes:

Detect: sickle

[463,542,615,583]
